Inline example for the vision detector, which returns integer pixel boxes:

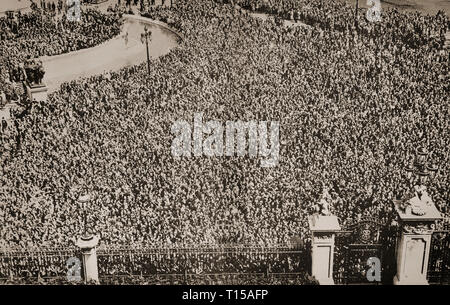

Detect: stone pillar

[76,235,100,284]
[25,82,48,102]
[308,215,341,285]
[393,200,441,285]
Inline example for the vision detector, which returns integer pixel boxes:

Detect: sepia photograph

[0,0,449,296]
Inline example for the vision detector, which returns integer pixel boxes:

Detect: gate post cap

[76,235,100,250]
[394,200,441,222]
[309,215,341,232]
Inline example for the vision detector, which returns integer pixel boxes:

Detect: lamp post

[400,146,439,216]
[78,194,92,240]
[404,147,438,186]
[141,26,152,75]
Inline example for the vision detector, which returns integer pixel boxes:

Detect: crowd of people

[0,0,449,281]
[1,273,317,285]
[233,0,448,48]
[96,246,306,276]
[0,3,123,101]
[98,273,317,285]
[0,248,75,280]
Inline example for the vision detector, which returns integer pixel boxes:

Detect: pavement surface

[41,14,180,92]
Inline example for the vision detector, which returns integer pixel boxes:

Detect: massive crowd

[233,0,448,47]
[96,246,306,276]
[0,3,122,101]
[0,0,448,274]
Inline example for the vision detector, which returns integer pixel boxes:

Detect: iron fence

[427,230,450,285]
[0,248,80,281]
[333,218,400,285]
[0,229,448,285]
[97,272,314,285]
[96,245,309,279]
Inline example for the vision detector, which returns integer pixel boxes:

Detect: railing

[96,245,309,279]
[0,244,308,284]
[437,217,450,231]
[0,229,448,285]
[427,230,450,285]
[0,248,80,280]
[97,243,302,252]
[97,272,313,285]
[333,220,400,285]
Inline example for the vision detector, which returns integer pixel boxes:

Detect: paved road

[41,15,180,92]
[0,0,32,16]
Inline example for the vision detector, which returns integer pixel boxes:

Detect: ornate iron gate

[427,231,450,285]
[334,218,399,284]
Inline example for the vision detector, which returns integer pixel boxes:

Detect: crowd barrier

[0,244,310,284]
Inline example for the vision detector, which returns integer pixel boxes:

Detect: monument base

[394,274,429,285]
[25,82,48,102]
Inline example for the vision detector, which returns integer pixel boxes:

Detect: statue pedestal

[76,235,100,284]
[393,201,441,285]
[25,82,48,102]
[308,215,341,285]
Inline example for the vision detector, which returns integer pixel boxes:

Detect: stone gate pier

[393,196,442,285]
[76,235,100,284]
[308,215,341,285]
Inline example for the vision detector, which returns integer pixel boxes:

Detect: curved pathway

[235,5,310,29]
[42,15,181,92]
